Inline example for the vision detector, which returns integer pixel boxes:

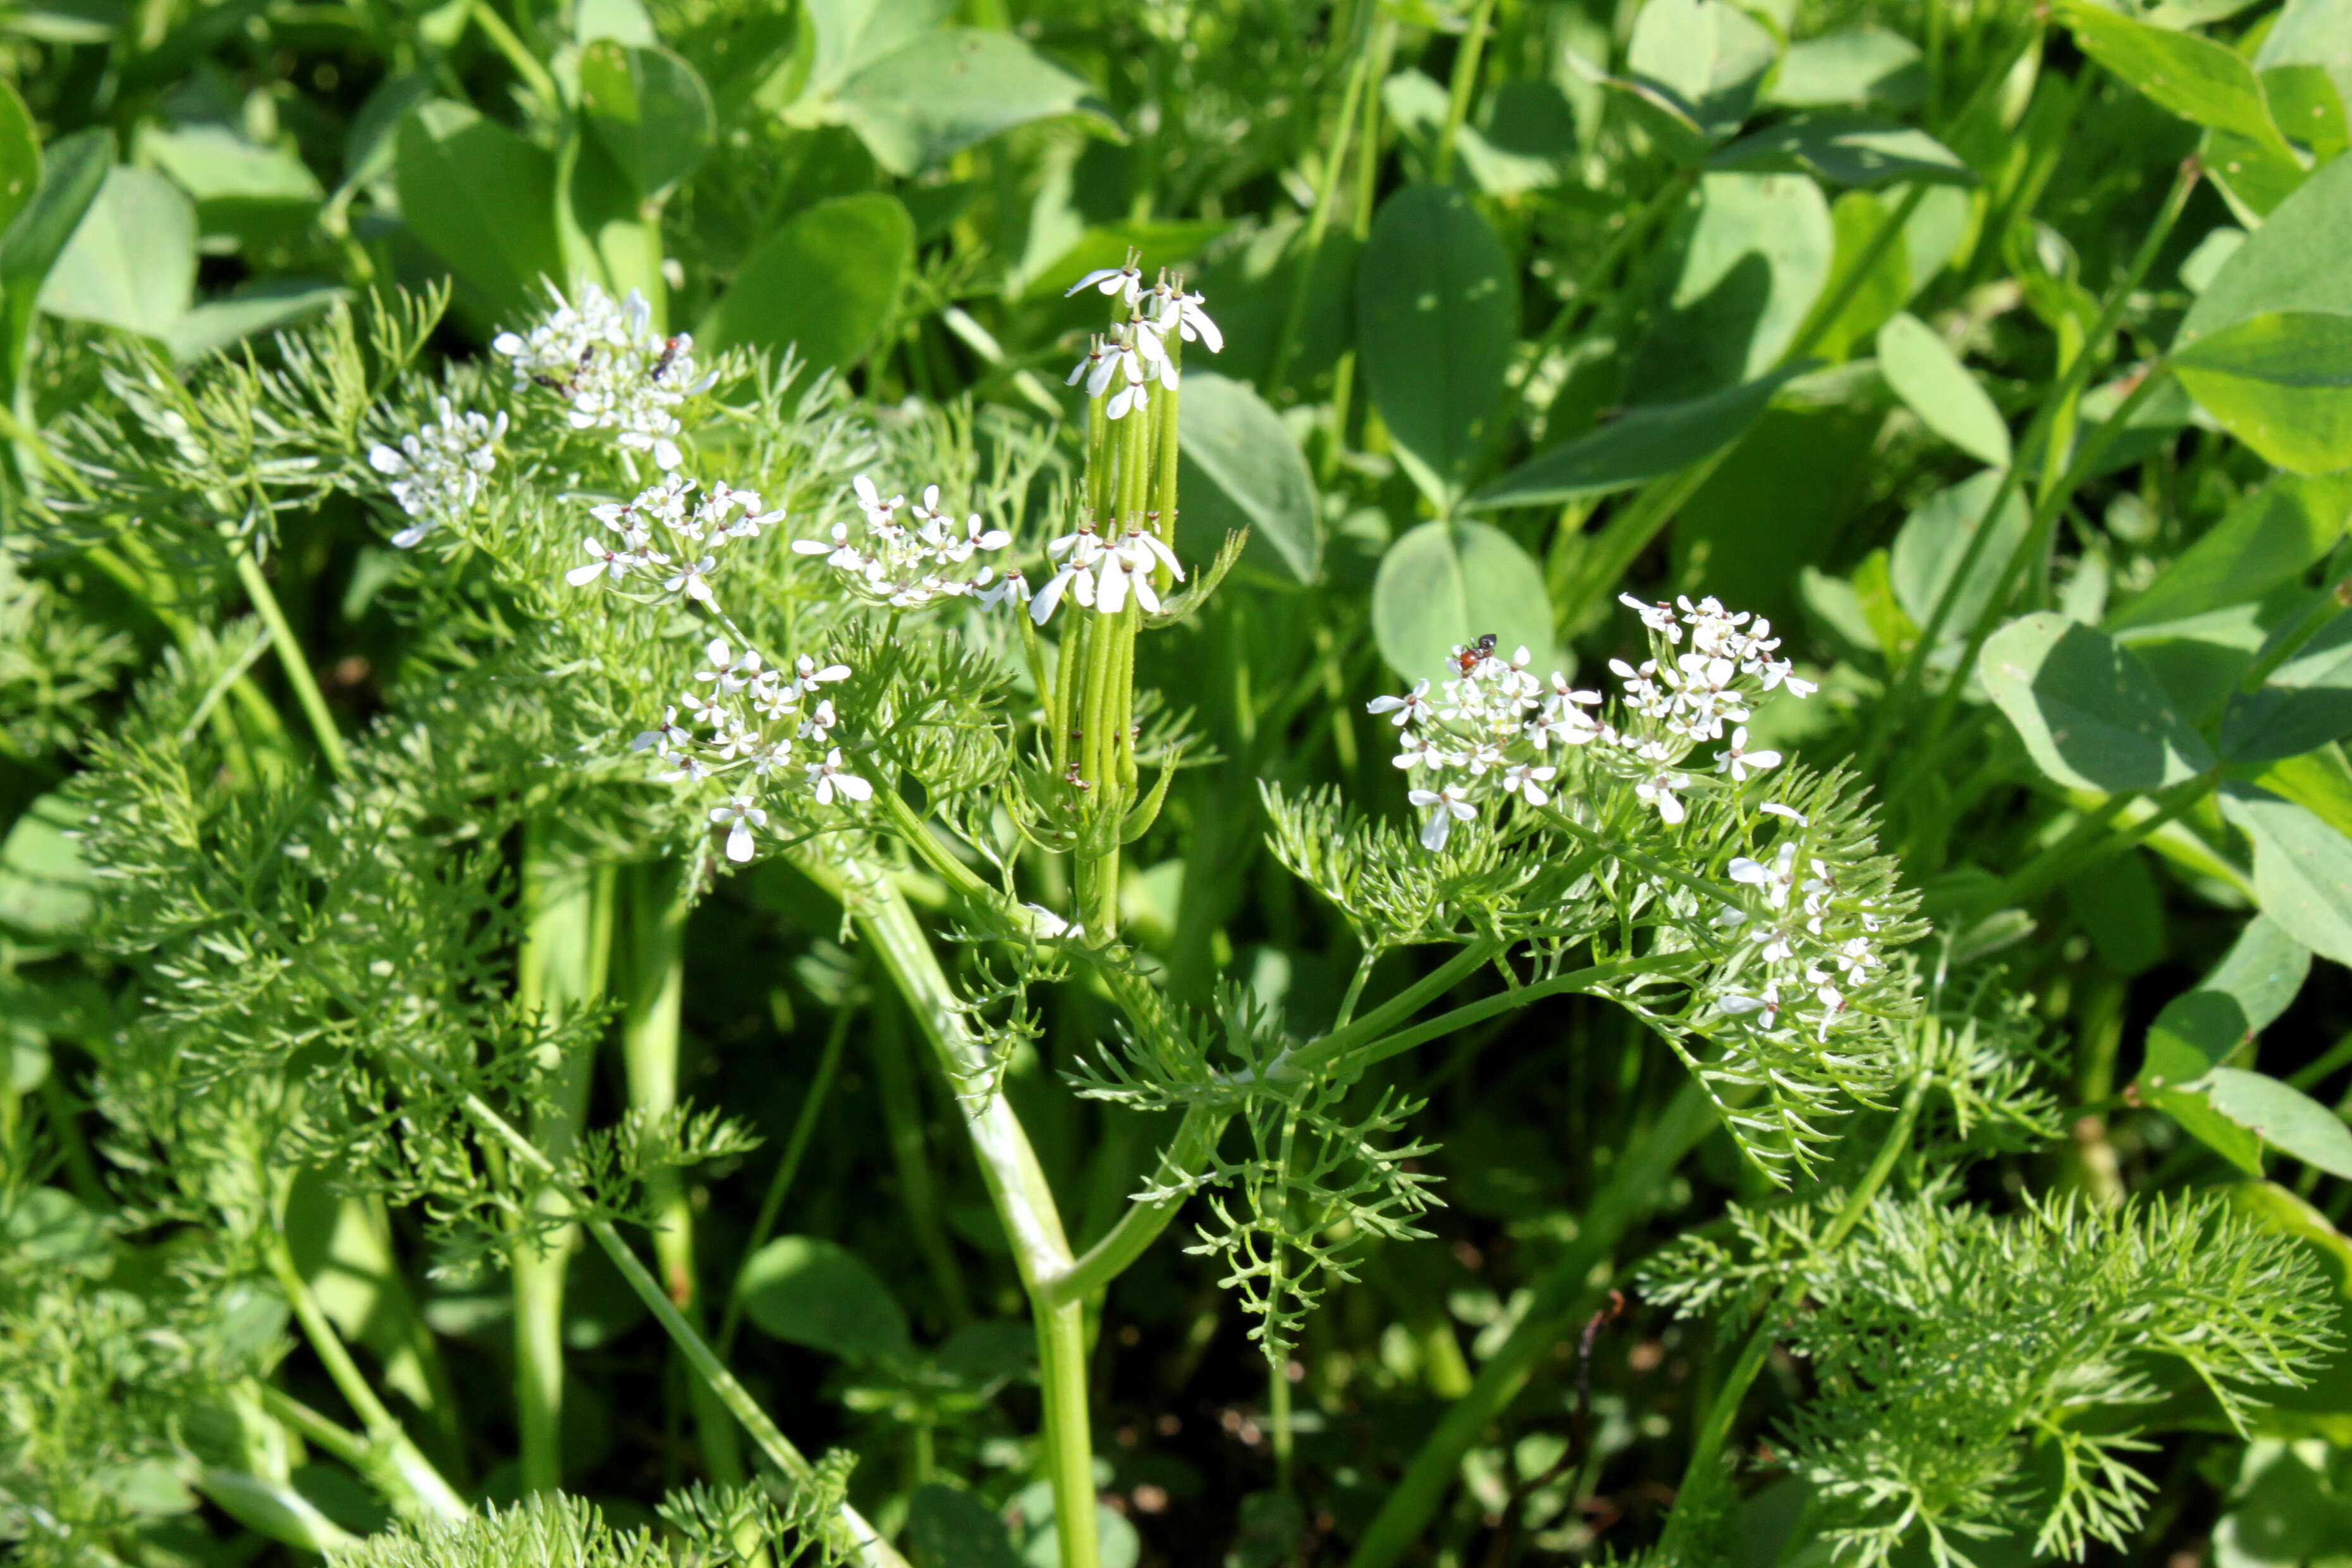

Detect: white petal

[834,773,872,802]
[726,822,755,862]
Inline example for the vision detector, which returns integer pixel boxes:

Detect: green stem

[618,859,744,1485]
[260,1234,467,1522]
[717,1000,854,1358]
[789,850,1096,1567]
[468,0,560,106]
[1036,1299,1101,1568]
[1043,1104,1223,1306]
[1993,768,2222,911]
[1432,0,1497,187]
[1266,13,1373,397]
[1338,955,1703,1071]
[1657,1069,1932,1559]
[513,831,614,1495]
[871,997,976,1325]
[1346,1079,1717,1568]
[234,549,350,783]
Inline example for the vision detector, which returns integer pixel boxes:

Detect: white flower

[809,747,873,806]
[1407,785,1477,850]
[1717,726,1781,781]
[697,639,762,692]
[632,706,690,758]
[1619,594,1682,642]
[1719,983,1782,1029]
[370,398,506,546]
[852,474,903,527]
[1833,937,1880,981]
[665,556,718,604]
[496,283,704,469]
[567,535,636,586]
[1367,680,1430,726]
[1634,771,1689,824]
[711,795,766,863]
[1152,286,1223,354]
[1500,763,1555,805]
[1066,251,1145,307]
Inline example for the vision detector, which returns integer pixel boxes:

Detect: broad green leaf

[2054,0,2289,147]
[2138,914,2308,1094]
[1005,1479,1141,1568]
[2172,310,2352,475]
[0,126,107,292]
[800,0,949,100]
[395,101,563,322]
[35,164,192,341]
[2251,742,2352,837]
[1470,367,1800,509]
[162,281,345,365]
[1887,469,2030,637]
[2109,472,2352,631]
[2138,914,2310,1175]
[1384,70,1564,197]
[2064,850,2165,974]
[699,193,912,372]
[560,130,663,312]
[574,0,657,45]
[1191,214,1353,391]
[0,79,39,240]
[1763,28,1926,110]
[2255,0,2352,128]
[2179,152,2352,343]
[580,42,715,204]
[735,1235,910,1360]
[2263,64,2350,161]
[1710,115,1973,188]
[1672,401,1884,630]
[283,1178,445,1419]
[1981,612,2216,792]
[2203,1068,2352,1179]
[1627,173,1832,404]
[2223,611,2352,761]
[140,123,322,205]
[1356,184,1516,508]
[1371,520,1555,689]
[1176,372,1320,584]
[830,31,1110,176]
[1800,188,1911,360]
[1876,312,2012,465]
[2222,783,2352,964]
[907,1484,1024,1568]
[0,792,95,937]
[2207,125,2319,223]
[1626,0,1776,139]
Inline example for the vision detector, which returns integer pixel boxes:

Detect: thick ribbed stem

[513,826,614,1494]
[617,859,744,1483]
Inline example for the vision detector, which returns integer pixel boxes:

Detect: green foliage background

[4,0,2352,1564]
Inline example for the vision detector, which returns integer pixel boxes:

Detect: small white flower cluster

[1064,250,1223,421]
[790,475,1022,609]
[368,398,507,548]
[493,283,713,470]
[632,639,870,861]
[566,474,783,608]
[1368,595,1816,852]
[1031,516,1187,623]
[1713,831,1890,1046]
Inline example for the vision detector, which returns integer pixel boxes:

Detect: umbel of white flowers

[368,398,506,548]
[1063,249,1223,421]
[494,281,713,470]
[1366,595,1896,1051]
